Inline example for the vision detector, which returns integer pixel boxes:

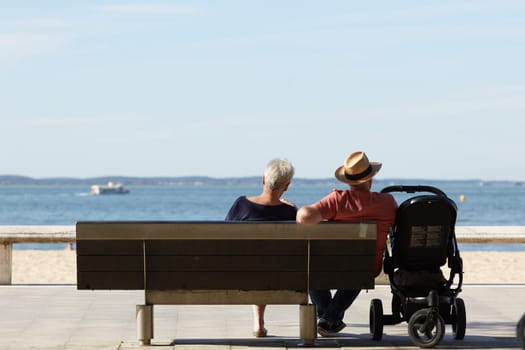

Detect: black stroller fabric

[390,194,457,272]
[369,185,465,348]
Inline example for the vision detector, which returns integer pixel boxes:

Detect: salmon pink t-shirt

[314,188,398,276]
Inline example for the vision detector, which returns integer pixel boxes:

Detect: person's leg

[252,304,267,337]
[309,290,332,318]
[323,289,361,324]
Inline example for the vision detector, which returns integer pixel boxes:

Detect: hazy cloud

[97,3,205,17]
[0,32,74,59]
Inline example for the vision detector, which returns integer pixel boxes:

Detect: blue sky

[1,1,524,180]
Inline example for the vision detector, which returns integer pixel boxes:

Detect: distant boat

[90,182,130,195]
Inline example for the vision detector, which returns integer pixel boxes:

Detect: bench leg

[136,304,153,345]
[299,304,317,346]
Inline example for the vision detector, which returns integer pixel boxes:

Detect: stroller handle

[380,185,448,197]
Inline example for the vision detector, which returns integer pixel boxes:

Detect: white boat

[90,182,130,195]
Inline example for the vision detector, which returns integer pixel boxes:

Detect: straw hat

[334,151,382,185]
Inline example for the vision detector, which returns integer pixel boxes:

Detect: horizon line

[0,174,521,183]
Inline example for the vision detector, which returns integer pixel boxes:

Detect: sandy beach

[11,249,525,284]
[13,249,77,284]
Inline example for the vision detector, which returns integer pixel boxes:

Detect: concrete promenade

[1,283,523,349]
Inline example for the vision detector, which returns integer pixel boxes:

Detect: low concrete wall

[0,226,75,284]
[456,226,525,243]
[1,225,524,285]
[0,225,75,243]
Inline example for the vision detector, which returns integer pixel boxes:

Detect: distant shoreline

[0,175,519,186]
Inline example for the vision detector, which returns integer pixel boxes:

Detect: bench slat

[77,255,144,271]
[146,271,307,290]
[76,221,377,240]
[77,240,143,255]
[310,240,375,254]
[146,240,307,255]
[147,255,306,271]
[77,271,144,289]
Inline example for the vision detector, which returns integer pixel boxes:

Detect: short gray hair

[264,158,295,190]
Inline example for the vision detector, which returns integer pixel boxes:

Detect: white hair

[264,158,295,190]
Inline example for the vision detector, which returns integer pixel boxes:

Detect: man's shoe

[317,319,346,337]
[317,319,330,337]
[329,320,346,334]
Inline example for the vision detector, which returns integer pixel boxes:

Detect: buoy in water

[459,194,465,202]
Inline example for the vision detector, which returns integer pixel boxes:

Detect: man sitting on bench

[297,151,397,336]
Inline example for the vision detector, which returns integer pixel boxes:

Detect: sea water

[1,180,524,251]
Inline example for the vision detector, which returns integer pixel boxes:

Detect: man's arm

[296,205,323,225]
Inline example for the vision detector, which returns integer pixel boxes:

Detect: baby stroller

[369,185,466,348]
[518,313,525,349]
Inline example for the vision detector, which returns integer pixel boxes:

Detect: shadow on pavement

[169,333,521,349]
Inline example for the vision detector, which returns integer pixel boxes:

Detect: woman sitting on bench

[225,158,297,338]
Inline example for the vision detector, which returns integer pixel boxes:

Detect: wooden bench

[76,221,377,346]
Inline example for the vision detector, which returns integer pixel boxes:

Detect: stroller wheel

[451,298,466,340]
[518,313,525,349]
[407,308,445,348]
[369,299,384,340]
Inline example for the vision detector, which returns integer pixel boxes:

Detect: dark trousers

[309,289,361,324]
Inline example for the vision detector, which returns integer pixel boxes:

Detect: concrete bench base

[135,303,317,346]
